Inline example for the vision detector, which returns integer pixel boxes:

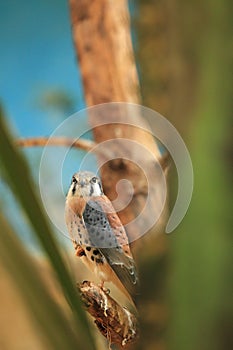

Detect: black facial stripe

[89,185,94,196]
[72,183,76,195]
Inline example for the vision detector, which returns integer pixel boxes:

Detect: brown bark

[69,2,169,349]
[69,0,166,243]
[69,0,140,105]
[16,136,95,152]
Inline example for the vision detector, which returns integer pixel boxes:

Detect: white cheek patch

[92,183,102,196]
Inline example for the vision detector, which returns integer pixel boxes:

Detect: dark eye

[72,176,77,184]
[91,176,97,183]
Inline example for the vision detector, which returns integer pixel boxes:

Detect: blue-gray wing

[83,199,138,299]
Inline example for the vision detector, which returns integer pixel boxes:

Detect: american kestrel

[65,171,138,305]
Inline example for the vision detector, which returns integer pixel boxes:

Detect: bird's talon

[98,283,110,295]
[105,288,110,295]
[102,287,110,295]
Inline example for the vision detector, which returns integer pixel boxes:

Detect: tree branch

[16,137,96,152]
[78,281,139,349]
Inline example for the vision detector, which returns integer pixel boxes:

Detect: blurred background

[0,0,232,350]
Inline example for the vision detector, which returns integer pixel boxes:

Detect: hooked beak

[80,180,85,187]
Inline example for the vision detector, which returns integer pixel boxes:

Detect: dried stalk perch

[78,281,139,348]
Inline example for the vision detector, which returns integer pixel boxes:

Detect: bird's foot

[98,282,110,295]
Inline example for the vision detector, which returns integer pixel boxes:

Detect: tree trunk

[69,0,164,240]
[69,2,168,349]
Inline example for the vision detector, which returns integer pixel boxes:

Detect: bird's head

[67,171,103,198]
